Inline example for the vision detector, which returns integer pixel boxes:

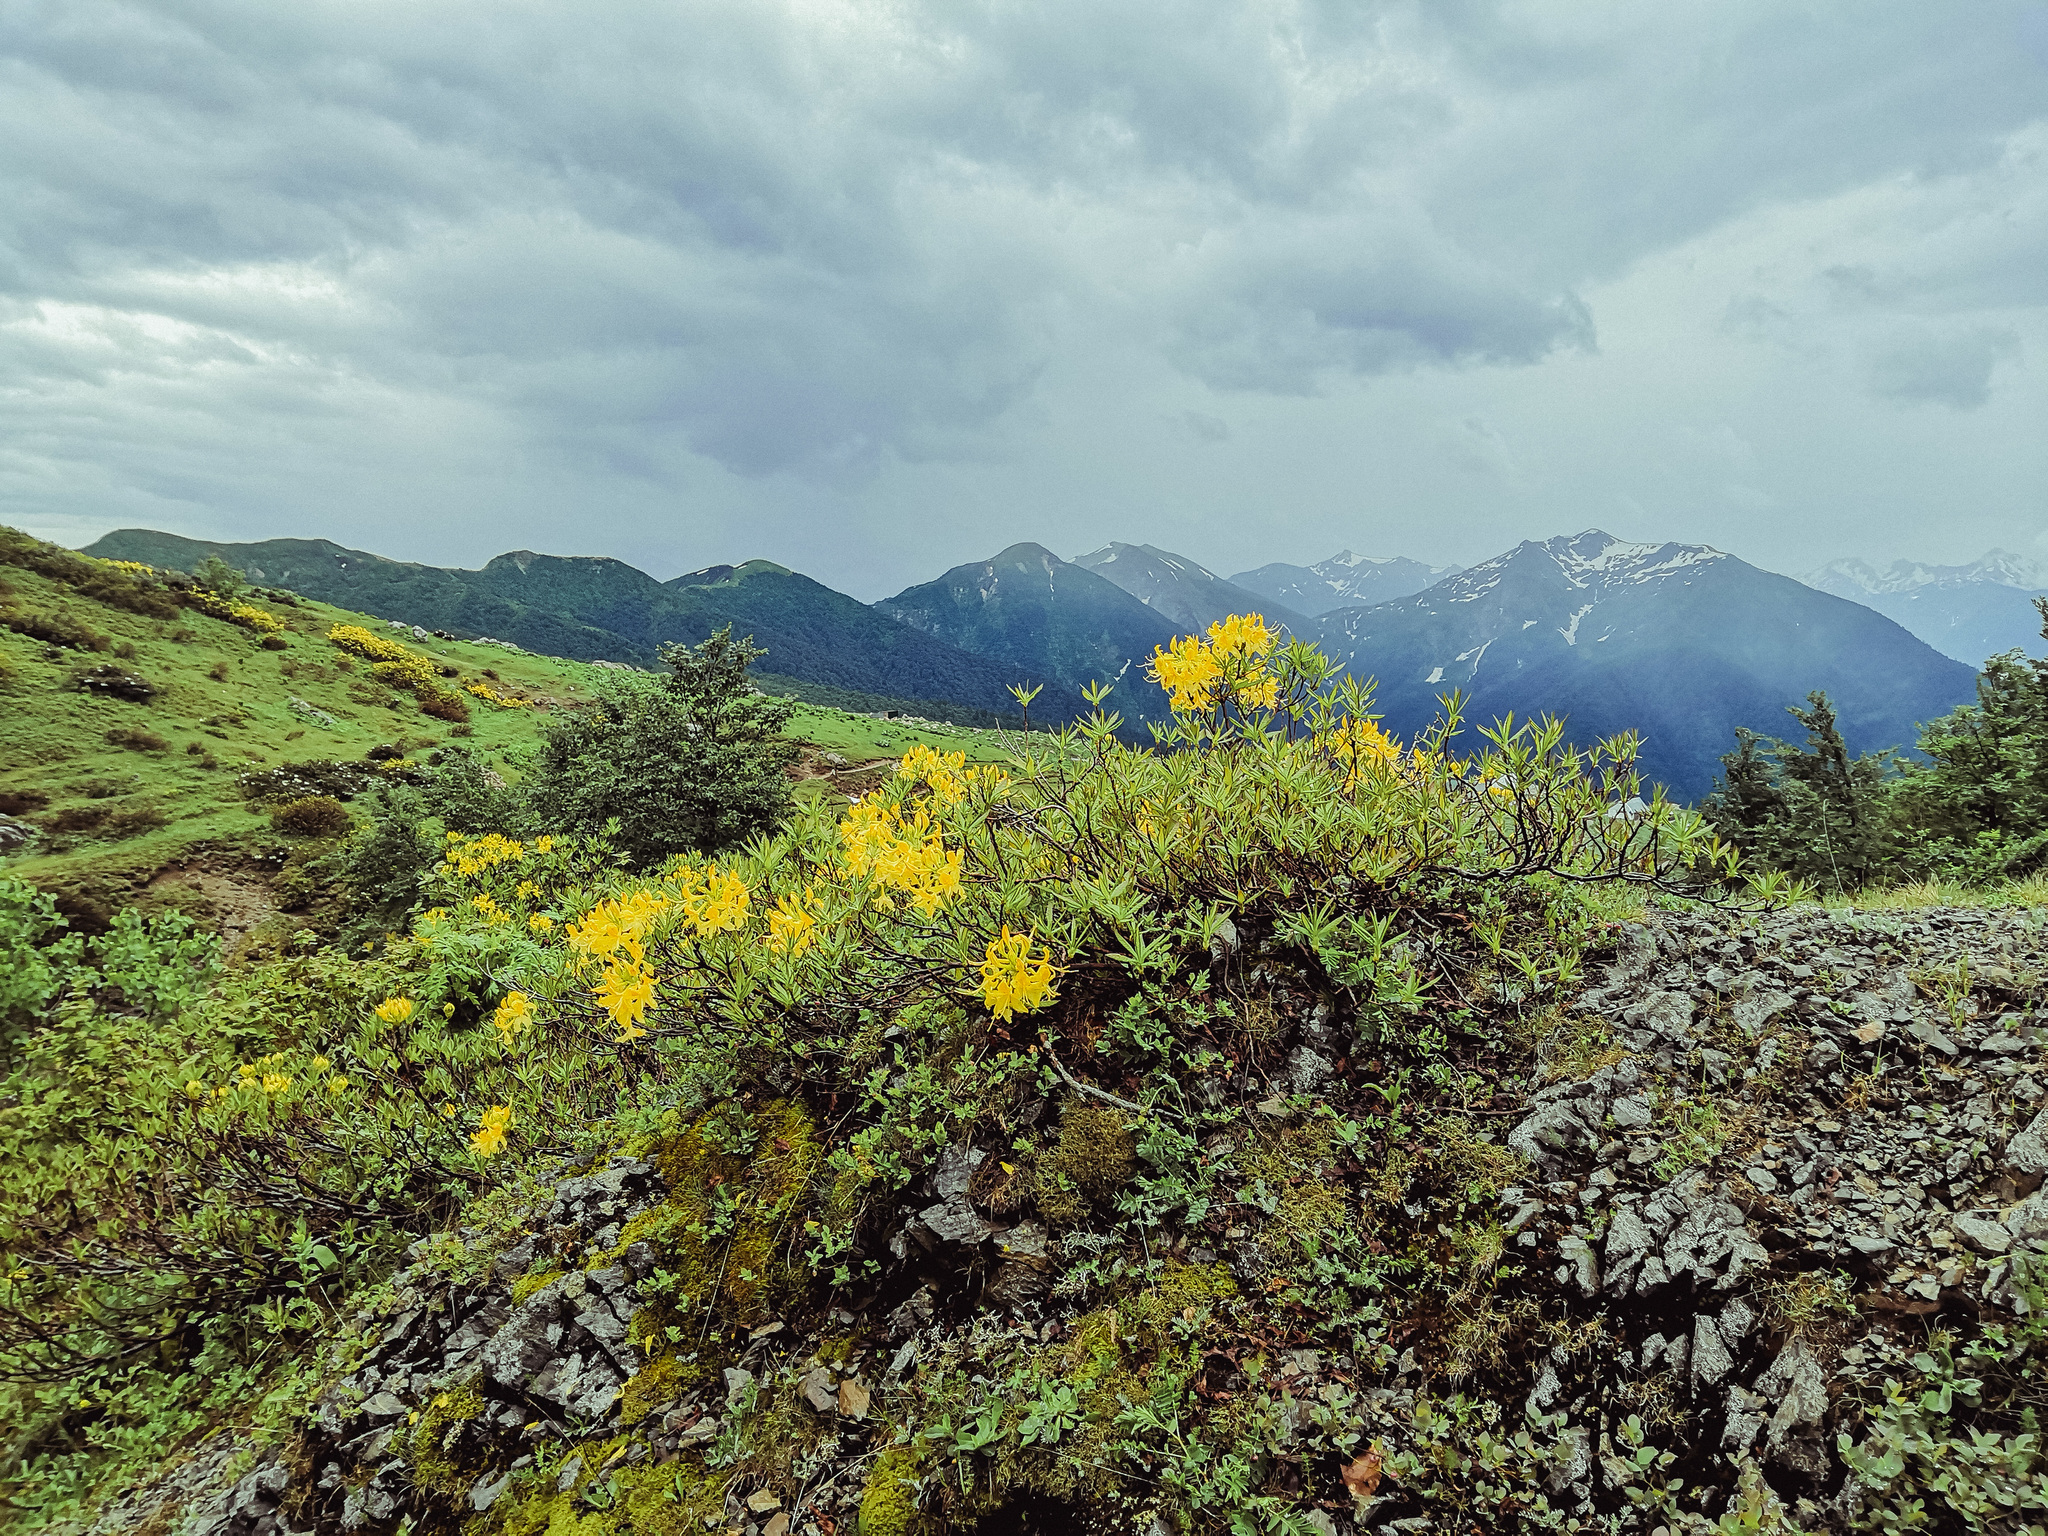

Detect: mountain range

[1229,552,1460,616]
[82,530,1070,726]
[1802,550,2048,668]
[1310,531,1977,798]
[83,525,1993,799]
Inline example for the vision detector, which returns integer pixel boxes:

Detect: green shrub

[273,796,353,838]
[1,605,110,652]
[0,879,84,1047]
[524,624,798,866]
[105,727,170,753]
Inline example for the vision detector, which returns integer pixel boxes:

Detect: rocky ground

[93,901,2048,1536]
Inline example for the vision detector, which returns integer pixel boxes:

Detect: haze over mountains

[1801,550,2048,668]
[1311,532,1976,797]
[85,525,1992,799]
[1229,553,1462,617]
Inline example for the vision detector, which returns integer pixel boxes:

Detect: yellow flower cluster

[465,681,529,708]
[679,866,751,933]
[492,991,534,1042]
[374,997,417,1024]
[471,893,511,926]
[97,559,155,577]
[1148,613,1280,713]
[839,800,963,917]
[471,1104,513,1158]
[979,927,1060,1023]
[767,891,818,956]
[897,743,1002,806]
[528,913,554,934]
[567,889,671,965]
[199,1050,322,1101]
[1324,716,1403,789]
[595,965,657,1041]
[327,624,418,663]
[370,655,442,692]
[444,832,527,877]
[186,587,287,634]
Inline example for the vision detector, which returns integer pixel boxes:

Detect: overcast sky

[3,1,2044,599]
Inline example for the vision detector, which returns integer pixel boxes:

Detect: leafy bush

[104,727,170,753]
[0,880,83,1047]
[272,796,353,839]
[1839,1256,2048,1533]
[524,625,799,866]
[418,684,472,722]
[239,760,375,804]
[1,605,110,652]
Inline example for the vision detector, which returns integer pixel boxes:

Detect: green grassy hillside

[83,528,1061,725]
[0,527,1023,940]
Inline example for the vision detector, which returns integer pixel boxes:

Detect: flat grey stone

[470,1472,513,1512]
[1954,1212,2013,1256]
[1848,1233,1896,1261]
[1609,1094,1654,1129]
[2005,1108,2048,1177]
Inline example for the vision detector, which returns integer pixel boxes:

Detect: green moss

[1037,1100,1135,1225]
[403,1378,487,1496]
[1118,1262,1238,1356]
[857,1443,932,1536]
[617,1354,684,1428]
[621,1098,825,1331]
[510,1266,565,1305]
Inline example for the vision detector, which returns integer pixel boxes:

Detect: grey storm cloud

[1,0,2044,590]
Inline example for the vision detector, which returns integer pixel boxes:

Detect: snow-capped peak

[1805,549,2048,597]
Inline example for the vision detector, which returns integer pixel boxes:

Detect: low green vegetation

[4,534,2044,1534]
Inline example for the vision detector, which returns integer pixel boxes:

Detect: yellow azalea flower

[471,1104,513,1158]
[766,892,817,956]
[492,991,535,1042]
[261,1073,292,1094]
[534,836,554,854]
[184,1078,206,1097]
[443,1002,456,1017]
[595,963,657,1038]
[311,1056,331,1071]
[528,912,554,934]
[979,927,1060,1023]
[1206,612,1276,659]
[374,997,417,1025]
[515,880,540,901]
[439,1102,458,1120]
[685,867,750,934]
[328,1076,350,1095]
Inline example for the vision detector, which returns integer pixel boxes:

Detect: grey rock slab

[801,1366,837,1412]
[723,1367,755,1406]
[1756,1336,1830,1454]
[1279,1045,1333,1095]
[1609,1095,1654,1129]
[1907,1021,1960,1057]
[470,1472,513,1511]
[1690,1315,1735,1392]
[1509,1102,1601,1175]
[1955,1212,2014,1256]
[2006,1108,2048,1177]
[1848,1234,1897,1262]
[1732,991,1794,1037]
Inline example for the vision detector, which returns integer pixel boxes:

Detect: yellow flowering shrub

[465,680,528,708]
[184,586,286,634]
[470,1105,512,1157]
[979,927,1059,1022]
[327,624,416,664]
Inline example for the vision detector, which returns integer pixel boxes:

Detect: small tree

[191,554,246,600]
[525,626,798,866]
[1702,691,1898,892]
